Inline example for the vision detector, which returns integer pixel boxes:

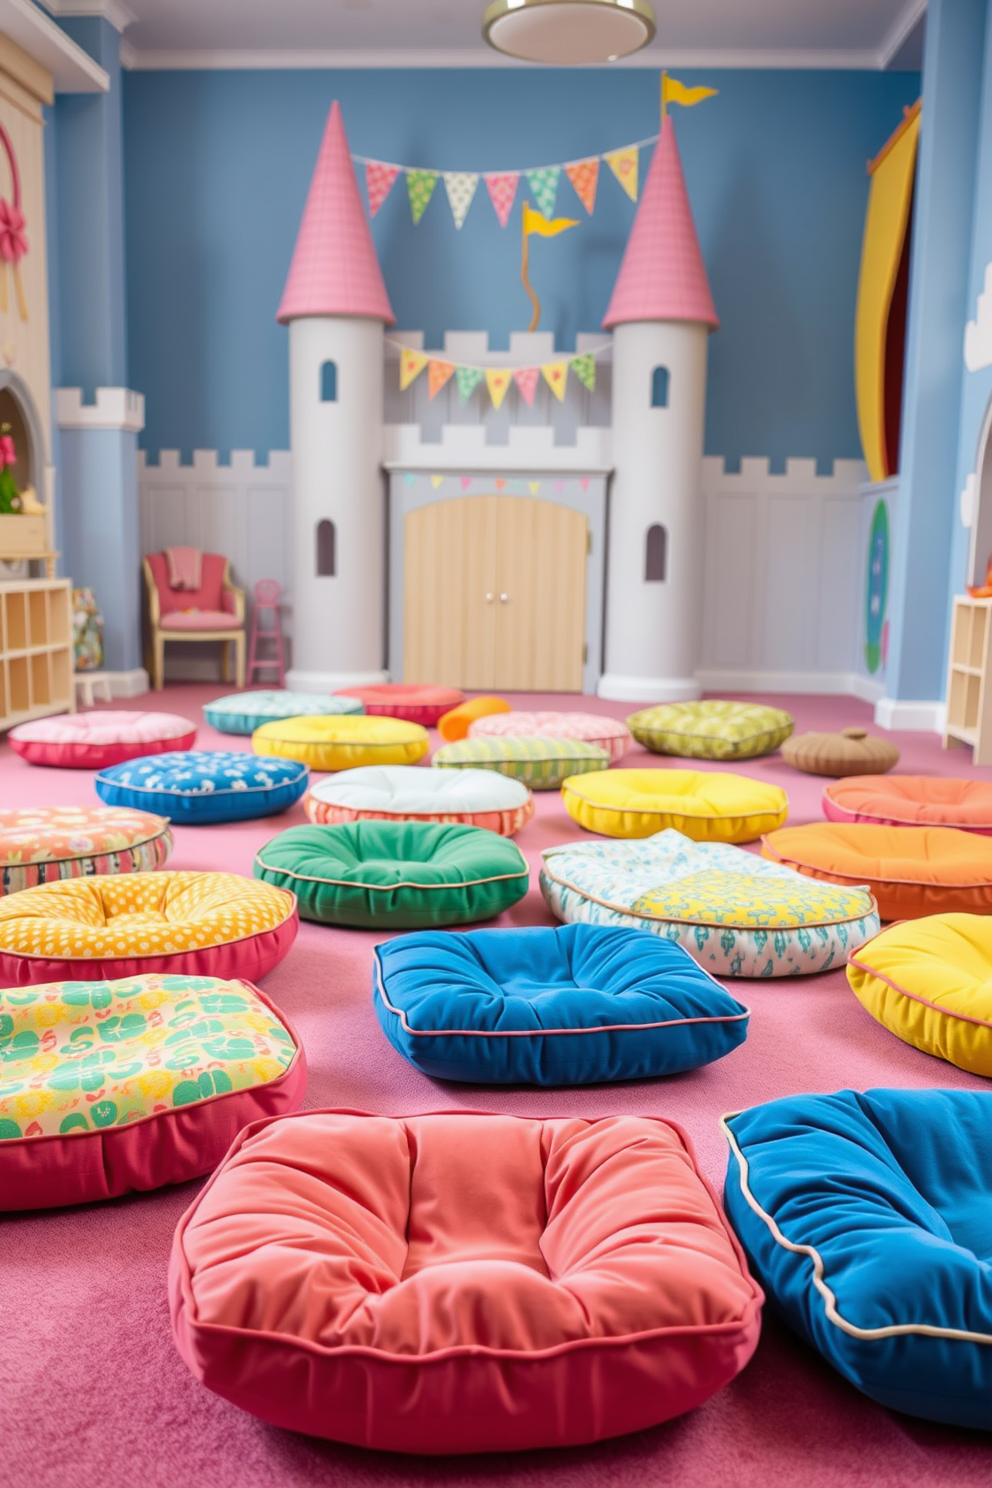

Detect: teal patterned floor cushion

[540,830,879,977]
[433,736,609,790]
[205,691,363,736]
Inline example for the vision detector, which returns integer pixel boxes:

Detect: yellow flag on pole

[399,348,428,391]
[485,368,513,410]
[522,201,579,239]
[604,147,639,202]
[662,73,718,111]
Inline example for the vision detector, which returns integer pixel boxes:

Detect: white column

[285,315,388,690]
[599,320,708,702]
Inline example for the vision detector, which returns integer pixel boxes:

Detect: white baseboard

[598,673,702,703]
[286,668,389,692]
[695,669,882,697]
[874,697,946,733]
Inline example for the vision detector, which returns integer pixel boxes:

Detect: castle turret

[278,100,395,691]
[598,114,718,703]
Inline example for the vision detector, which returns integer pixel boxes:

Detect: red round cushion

[170,1109,762,1454]
[9,710,197,768]
[334,684,463,727]
[0,974,306,1211]
[823,775,992,835]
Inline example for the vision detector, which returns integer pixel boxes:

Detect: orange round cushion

[823,775,992,835]
[761,823,992,921]
[437,696,512,742]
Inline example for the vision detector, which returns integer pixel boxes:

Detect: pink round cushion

[335,684,464,727]
[9,710,197,768]
[170,1109,762,1455]
[469,710,632,764]
[823,775,992,835]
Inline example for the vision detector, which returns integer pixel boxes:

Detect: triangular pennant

[444,171,479,230]
[542,360,569,402]
[525,166,560,218]
[513,366,540,406]
[529,481,541,495]
[403,471,417,486]
[484,172,519,229]
[431,474,444,488]
[554,479,565,494]
[485,368,513,410]
[407,169,439,224]
[580,477,590,491]
[495,478,507,491]
[427,359,455,398]
[605,147,639,202]
[460,475,472,491]
[455,365,484,402]
[365,161,400,218]
[570,353,596,392]
[565,158,599,215]
[399,348,429,391]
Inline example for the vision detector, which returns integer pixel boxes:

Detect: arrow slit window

[650,366,670,408]
[320,360,338,402]
[316,519,336,576]
[645,523,667,581]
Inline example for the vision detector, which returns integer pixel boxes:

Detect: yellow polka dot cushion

[0,806,173,896]
[0,871,297,987]
[540,830,879,977]
[253,715,429,772]
[0,973,306,1210]
[846,914,992,1077]
[562,769,789,843]
[627,702,794,761]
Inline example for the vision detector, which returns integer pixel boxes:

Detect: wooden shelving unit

[944,595,992,765]
[0,579,74,731]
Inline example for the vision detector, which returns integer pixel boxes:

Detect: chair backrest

[254,578,281,607]
[146,552,228,614]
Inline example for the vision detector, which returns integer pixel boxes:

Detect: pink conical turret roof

[602,115,718,330]
[278,101,394,325]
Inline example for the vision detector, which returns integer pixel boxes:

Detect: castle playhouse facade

[278,102,717,702]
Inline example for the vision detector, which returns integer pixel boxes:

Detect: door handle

[485,592,494,603]
[499,592,509,603]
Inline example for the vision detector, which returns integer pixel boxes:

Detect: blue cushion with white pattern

[95,751,308,824]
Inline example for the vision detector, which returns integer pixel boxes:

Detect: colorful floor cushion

[563,769,789,843]
[335,683,463,727]
[468,710,632,764]
[0,973,306,1211]
[95,751,309,824]
[0,806,173,896]
[433,735,610,790]
[782,727,899,777]
[847,914,992,1076]
[723,1088,992,1429]
[823,775,992,834]
[254,821,529,929]
[0,871,297,986]
[170,1108,762,1453]
[204,690,363,735]
[374,923,749,1084]
[761,822,992,921]
[627,701,794,761]
[304,765,533,836]
[540,831,879,977]
[437,695,511,742]
[252,715,429,773]
[9,710,197,768]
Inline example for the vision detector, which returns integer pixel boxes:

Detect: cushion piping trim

[822,791,992,831]
[721,1110,992,1345]
[847,955,992,1031]
[254,855,528,893]
[761,840,992,892]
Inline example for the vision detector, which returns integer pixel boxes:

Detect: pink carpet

[3,685,990,1487]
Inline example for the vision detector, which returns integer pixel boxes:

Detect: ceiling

[44,0,927,70]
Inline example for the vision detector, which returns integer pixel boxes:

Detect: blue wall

[122,67,919,464]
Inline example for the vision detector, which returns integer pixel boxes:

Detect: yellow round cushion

[561,769,789,843]
[252,715,429,772]
[847,914,992,1076]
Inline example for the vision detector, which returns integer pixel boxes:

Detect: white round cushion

[304,765,534,836]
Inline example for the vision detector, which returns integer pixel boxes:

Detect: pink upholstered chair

[143,552,245,691]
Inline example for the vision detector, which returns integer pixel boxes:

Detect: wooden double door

[404,494,588,691]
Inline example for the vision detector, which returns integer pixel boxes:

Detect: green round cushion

[253,821,530,929]
[627,701,794,761]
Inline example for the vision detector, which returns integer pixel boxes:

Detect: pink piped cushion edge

[10,712,197,769]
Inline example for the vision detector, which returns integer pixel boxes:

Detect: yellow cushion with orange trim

[561,769,788,844]
[846,914,992,1076]
[761,822,992,920]
[253,715,429,772]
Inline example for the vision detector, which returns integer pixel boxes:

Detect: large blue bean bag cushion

[373,922,749,1085]
[204,691,363,736]
[95,751,309,825]
[723,1088,992,1429]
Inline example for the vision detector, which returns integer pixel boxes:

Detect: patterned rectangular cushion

[433,736,609,790]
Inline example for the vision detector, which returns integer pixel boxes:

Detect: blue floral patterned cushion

[95,751,309,824]
[204,691,363,736]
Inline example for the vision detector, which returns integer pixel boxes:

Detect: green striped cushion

[433,736,610,790]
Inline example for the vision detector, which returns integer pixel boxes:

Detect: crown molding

[40,0,135,33]
[0,0,107,89]
[878,0,927,69]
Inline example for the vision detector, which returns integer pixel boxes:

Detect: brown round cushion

[781,726,899,778]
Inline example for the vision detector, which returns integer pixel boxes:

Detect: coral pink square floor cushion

[469,710,632,764]
[170,1109,762,1454]
[9,710,197,768]
[0,806,173,895]
[0,974,306,1211]
[0,871,297,986]
[823,775,992,834]
[335,683,463,727]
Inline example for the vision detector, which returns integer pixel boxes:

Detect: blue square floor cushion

[95,751,309,824]
[723,1087,992,1430]
[373,921,749,1085]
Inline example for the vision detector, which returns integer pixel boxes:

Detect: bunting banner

[542,361,569,401]
[513,366,540,406]
[366,161,400,218]
[485,368,513,410]
[605,147,639,202]
[564,157,599,215]
[455,364,485,402]
[399,347,429,391]
[393,341,602,410]
[525,166,560,219]
[427,359,455,398]
[484,172,519,229]
[407,168,439,225]
[570,352,596,391]
[444,171,479,230]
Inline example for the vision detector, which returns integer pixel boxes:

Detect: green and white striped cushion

[432,735,610,790]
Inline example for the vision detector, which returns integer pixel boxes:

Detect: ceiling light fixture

[482,0,656,65]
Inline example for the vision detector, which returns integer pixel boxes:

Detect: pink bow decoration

[0,200,27,264]
[0,434,16,469]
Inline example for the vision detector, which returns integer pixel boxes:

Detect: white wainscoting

[698,457,868,693]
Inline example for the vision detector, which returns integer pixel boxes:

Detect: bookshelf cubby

[944,595,992,764]
[0,579,74,731]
